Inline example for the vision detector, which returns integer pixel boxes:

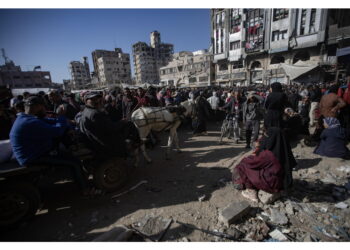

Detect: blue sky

[0,9,210,83]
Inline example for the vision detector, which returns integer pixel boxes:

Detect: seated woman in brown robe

[232,127,297,202]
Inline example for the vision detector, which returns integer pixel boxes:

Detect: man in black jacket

[79,92,138,158]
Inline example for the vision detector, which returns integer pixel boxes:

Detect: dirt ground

[1,121,350,242]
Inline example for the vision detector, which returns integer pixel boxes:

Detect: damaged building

[159,50,214,87]
[211,8,350,85]
[133,31,174,85]
[91,48,132,87]
[69,57,91,90]
[0,61,52,89]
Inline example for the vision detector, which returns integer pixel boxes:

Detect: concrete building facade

[159,50,214,87]
[210,8,347,86]
[133,31,174,85]
[92,48,132,87]
[0,61,52,89]
[69,57,91,89]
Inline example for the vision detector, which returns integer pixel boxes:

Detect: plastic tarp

[280,61,319,80]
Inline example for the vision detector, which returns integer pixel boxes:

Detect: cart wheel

[93,158,129,192]
[0,182,40,229]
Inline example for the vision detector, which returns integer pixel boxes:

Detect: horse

[131,100,194,163]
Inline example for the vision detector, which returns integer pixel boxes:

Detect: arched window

[251,61,262,70]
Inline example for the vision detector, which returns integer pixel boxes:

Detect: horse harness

[133,106,186,131]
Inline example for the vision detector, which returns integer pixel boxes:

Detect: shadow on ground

[1,122,245,242]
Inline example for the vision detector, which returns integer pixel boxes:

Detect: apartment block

[159,50,214,87]
[69,57,91,89]
[92,48,132,87]
[211,8,349,86]
[133,31,174,85]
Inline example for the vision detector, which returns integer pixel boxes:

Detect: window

[300,9,307,35]
[246,9,265,52]
[281,30,288,39]
[189,77,197,83]
[272,30,288,41]
[232,61,243,69]
[199,76,208,82]
[230,41,240,50]
[273,9,289,21]
[272,31,279,41]
[309,9,316,33]
[219,63,228,71]
[230,9,241,33]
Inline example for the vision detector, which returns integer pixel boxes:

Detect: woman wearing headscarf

[232,127,296,202]
[264,82,289,129]
[314,117,350,159]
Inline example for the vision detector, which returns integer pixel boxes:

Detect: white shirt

[207,95,220,110]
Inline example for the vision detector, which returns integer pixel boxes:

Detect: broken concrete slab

[258,190,280,204]
[218,201,251,226]
[284,201,294,215]
[269,229,288,241]
[93,225,133,241]
[134,216,172,241]
[269,208,288,225]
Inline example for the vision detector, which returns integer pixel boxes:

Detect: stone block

[218,201,251,226]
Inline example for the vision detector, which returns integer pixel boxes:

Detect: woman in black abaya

[264,82,289,129]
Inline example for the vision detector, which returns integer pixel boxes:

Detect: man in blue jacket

[10,95,89,193]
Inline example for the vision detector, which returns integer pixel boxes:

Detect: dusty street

[2,121,350,242]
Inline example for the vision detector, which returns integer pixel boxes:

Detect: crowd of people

[0,77,350,200]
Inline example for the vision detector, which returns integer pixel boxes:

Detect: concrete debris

[269,229,288,241]
[93,225,133,242]
[307,168,320,174]
[284,201,294,215]
[269,208,288,225]
[258,190,280,204]
[337,165,350,173]
[198,194,206,202]
[218,201,251,226]
[244,219,270,241]
[134,216,172,241]
[321,174,337,184]
[334,202,348,209]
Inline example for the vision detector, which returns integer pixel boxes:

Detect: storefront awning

[280,62,319,80]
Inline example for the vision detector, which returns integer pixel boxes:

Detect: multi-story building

[327,9,350,81]
[69,57,91,89]
[0,61,52,89]
[159,50,214,87]
[210,8,346,85]
[92,48,132,87]
[211,9,247,86]
[133,31,174,85]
